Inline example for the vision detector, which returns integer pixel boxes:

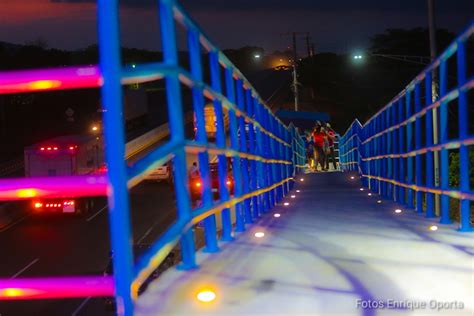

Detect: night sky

[1,0,473,54]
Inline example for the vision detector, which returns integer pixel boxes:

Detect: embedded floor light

[296,190,301,193]
[291,195,296,198]
[368,193,372,196]
[429,225,438,231]
[196,290,216,303]
[377,200,382,204]
[274,213,281,218]
[394,209,402,214]
[300,178,304,182]
[254,232,265,238]
[283,202,289,206]
[350,176,355,179]
[359,188,364,191]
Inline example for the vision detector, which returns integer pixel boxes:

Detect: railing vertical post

[98,0,134,314]
[274,119,282,200]
[406,90,414,208]
[425,72,435,218]
[254,99,268,213]
[386,107,392,199]
[377,117,382,194]
[290,126,296,179]
[414,83,423,213]
[284,126,291,192]
[439,60,452,224]
[236,80,252,224]
[187,29,218,252]
[268,115,277,203]
[382,111,388,197]
[259,104,271,211]
[246,90,260,219]
[456,40,472,232]
[285,126,291,193]
[263,111,276,208]
[209,52,233,241]
[274,119,283,200]
[398,98,405,204]
[225,68,245,233]
[159,0,197,269]
[392,104,398,202]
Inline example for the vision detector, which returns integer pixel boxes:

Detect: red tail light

[195,182,201,187]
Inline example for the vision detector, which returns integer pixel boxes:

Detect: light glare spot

[2,288,23,297]
[17,188,37,198]
[29,80,61,90]
[196,290,216,302]
[254,232,265,238]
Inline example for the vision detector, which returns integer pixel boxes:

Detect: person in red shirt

[325,123,338,170]
[312,123,327,171]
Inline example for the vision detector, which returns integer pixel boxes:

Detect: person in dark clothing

[312,124,327,171]
[305,131,315,170]
[325,123,338,170]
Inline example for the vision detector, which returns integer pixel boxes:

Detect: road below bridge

[0,180,178,316]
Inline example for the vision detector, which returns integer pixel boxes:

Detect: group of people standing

[305,121,338,172]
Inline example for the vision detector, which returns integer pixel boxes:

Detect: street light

[352,53,429,65]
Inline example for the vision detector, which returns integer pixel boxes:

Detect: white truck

[24,135,104,214]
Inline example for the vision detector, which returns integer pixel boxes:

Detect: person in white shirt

[188,162,200,178]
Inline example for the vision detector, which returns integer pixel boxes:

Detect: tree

[370,28,455,56]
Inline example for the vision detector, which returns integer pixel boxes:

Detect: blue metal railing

[340,20,474,233]
[103,0,307,313]
[0,0,306,313]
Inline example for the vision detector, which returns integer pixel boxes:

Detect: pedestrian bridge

[0,0,473,315]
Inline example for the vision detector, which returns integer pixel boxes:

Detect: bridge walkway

[136,172,473,316]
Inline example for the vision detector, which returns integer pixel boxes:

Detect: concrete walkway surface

[136,172,474,316]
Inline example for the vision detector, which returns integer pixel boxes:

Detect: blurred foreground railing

[0,0,305,314]
[340,20,474,232]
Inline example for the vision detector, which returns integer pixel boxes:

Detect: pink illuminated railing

[0,277,114,300]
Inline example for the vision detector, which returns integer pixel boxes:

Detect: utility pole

[292,32,299,111]
[281,32,309,111]
[427,0,440,215]
[305,33,312,57]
